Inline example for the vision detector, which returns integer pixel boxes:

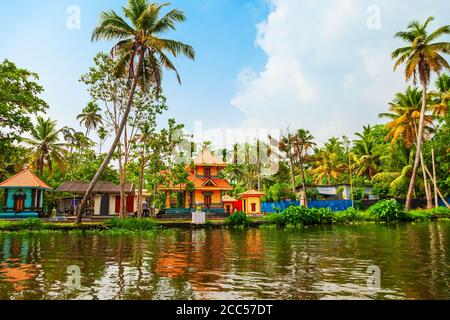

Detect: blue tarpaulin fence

[262,198,450,213]
[261,200,353,213]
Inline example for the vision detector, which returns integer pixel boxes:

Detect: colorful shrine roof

[239,190,266,197]
[193,150,226,167]
[160,174,233,191]
[222,195,238,202]
[0,170,52,190]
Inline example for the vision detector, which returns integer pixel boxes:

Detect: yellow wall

[242,196,262,214]
[193,190,222,206]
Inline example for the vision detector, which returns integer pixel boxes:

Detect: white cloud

[230,0,449,145]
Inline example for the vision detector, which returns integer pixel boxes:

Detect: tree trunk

[289,158,296,195]
[300,161,308,208]
[420,150,433,209]
[75,50,145,225]
[432,149,438,208]
[405,81,427,210]
[424,165,450,208]
[137,149,145,220]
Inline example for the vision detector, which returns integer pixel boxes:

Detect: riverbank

[0,205,449,234]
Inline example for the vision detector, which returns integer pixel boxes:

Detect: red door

[126,196,135,214]
[115,196,120,214]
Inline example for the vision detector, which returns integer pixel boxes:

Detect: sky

[1,0,449,148]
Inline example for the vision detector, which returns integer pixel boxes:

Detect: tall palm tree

[380,87,433,148]
[24,117,67,176]
[294,129,315,207]
[430,73,450,117]
[392,16,450,210]
[353,126,380,180]
[279,131,298,194]
[77,102,103,136]
[76,0,195,224]
[311,147,345,185]
[380,87,435,207]
[97,126,109,154]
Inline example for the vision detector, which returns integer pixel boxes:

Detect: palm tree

[392,16,450,210]
[380,87,433,148]
[312,147,345,185]
[353,126,380,180]
[294,129,315,207]
[430,73,450,117]
[76,0,195,224]
[24,117,67,176]
[77,102,103,136]
[279,131,298,194]
[97,126,109,154]
[380,87,435,207]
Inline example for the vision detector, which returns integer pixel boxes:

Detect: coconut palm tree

[430,73,450,117]
[312,147,345,185]
[76,0,195,224]
[294,129,315,207]
[279,131,298,194]
[392,16,450,210]
[77,102,103,137]
[380,87,434,147]
[24,117,67,176]
[97,126,109,154]
[380,87,435,207]
[353,126,380,180]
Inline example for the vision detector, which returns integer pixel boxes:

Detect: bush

[226,212,249,226]
[18,218,43,230]
[105,218,157,231]
[265,213,283,225]
[310,208,334,224]
[368,199,407,222]
[281,206,310,225]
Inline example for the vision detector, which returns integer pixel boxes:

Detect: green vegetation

[261,200,450,227]
[105,218,159,231]
[225,212,249,226]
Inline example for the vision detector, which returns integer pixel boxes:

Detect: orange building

[159,150,233,213]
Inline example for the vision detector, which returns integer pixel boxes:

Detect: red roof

[0,170,52,190]
[159,172,233,191]
[193,150,227,167]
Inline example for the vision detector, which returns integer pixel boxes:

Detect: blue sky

[1,0,449,147]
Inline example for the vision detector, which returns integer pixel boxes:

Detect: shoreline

[0,216,449,234]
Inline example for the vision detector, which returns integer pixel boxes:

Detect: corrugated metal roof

[56,181,134,194]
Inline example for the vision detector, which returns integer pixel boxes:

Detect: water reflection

[0,222,449,300]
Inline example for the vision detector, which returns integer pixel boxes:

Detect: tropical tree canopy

[92,0,196,94]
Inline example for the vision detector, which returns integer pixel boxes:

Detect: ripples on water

[0,222,449,300]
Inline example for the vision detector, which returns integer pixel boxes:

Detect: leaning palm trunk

[405,82,428,210]
[420,150,433,209]
[76,51,145,224]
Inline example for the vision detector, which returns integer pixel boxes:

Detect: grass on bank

[226,199,450,227]
[1,200,449,233]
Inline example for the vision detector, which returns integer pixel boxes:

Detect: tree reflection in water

[0,221,449,300]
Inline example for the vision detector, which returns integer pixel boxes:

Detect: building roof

[239,190,266,197]
[0,170,52,190]
[193,150,227,167]
[222,195,238,202]
[159,173,233,191]
[56,181,134,194]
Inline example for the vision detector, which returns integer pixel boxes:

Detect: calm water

[0,222,449,300]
